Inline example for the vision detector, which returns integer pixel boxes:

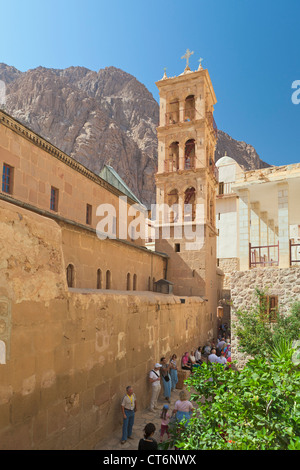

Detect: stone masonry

[230,266,300,368]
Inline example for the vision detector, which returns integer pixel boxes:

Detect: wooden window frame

[260,295,278,323]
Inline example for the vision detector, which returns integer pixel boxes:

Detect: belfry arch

[184,139,195,169]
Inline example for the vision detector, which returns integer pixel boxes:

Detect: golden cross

[181,49,194,68]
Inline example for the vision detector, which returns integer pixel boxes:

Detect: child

[160,404,170,442]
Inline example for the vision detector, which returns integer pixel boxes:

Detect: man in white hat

[149,363,162,412]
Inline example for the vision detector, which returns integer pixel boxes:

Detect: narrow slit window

[86,204,92,225]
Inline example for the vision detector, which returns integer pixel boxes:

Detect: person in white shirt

[149,363,162,412]
[195,347,202,364]
[208,348,220,363]
[218,351,227,365]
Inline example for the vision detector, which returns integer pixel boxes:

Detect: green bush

[235,290,300,359]
[160,341,300,450]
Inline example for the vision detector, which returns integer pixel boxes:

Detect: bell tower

[155,52,219,318]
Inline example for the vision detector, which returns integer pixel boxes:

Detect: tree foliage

[234,290,300,359]
[160,342,300,450]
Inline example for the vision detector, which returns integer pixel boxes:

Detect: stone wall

[230,266,300,368]
[0,117,144,247]
[0,200,212,449]
[59,220,166,291]
[218,257,240,289]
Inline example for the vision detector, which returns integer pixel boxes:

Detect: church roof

[99,165,144,206]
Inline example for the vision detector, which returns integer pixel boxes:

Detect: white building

[216,155,300,282]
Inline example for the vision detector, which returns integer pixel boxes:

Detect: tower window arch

[184,187,196,221]
[166,141,179,172]
[167,189,179,223]
[184,95,195,121]
[184,139,195,169]
[167,98,180,124]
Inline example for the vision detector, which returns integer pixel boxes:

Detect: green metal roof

[99,165,144,206]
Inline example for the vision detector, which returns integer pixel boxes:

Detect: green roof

[99,165,144,206]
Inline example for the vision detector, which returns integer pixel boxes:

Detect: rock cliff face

[215,130,270,170]
[0,63,270,206]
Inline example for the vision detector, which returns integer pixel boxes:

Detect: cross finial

[198,57,204,70]
[181,48,194,70]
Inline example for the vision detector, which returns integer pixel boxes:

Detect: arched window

[106,270,111,289]
[184,139,195,169]
[167,99,179,124]
[66,264,75,288]
[148,276,151,291]
[167,189,179,223]
[184,95,195,121]
[97,269,102,289]
[184,187,196,221]
[126,273,131,291]
[167,142,179,172]
[153,277,156,292]
[133,274,137,291]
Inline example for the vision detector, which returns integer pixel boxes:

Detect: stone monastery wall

[0,200,210,450]
[230,267,300,368]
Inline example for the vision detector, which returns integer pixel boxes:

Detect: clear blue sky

[1,0,300,167]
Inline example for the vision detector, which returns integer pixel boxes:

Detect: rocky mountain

[215,130,270,170]
[0,63,270,206]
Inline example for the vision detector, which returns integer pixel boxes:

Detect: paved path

[94,388,182,451]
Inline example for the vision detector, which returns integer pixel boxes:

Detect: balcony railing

[164,160,179,173]
[218,181,234,196]
[249,242,279,268]
[290,239,300,266]
[165,111,180,125]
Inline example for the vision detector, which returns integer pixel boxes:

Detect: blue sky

[1,0,300,167]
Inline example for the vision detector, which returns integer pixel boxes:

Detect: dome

[216,155,237,167]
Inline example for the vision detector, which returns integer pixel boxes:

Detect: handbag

[163,374,170,382]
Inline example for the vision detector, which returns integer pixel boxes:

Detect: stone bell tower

[155,51,219,319]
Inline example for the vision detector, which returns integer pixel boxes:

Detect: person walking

[160,357,171,403]
[172,389,194,427]
[121,385,137,444]
[169,354,178,391]
[149,363,162,412]
[160,404,171,442]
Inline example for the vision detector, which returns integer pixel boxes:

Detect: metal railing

[290,239,300,266]
[249,242,279,268]
[218,181,234,196]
